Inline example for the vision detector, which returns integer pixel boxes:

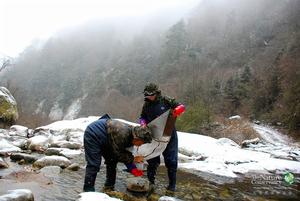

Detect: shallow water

[42,158,300,200]
[1,154,299,201]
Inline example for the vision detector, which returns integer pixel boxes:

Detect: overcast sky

[0,0,199,57]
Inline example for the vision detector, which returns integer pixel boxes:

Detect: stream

[1,154,299,201]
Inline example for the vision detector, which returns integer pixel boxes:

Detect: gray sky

[0,0,199,57]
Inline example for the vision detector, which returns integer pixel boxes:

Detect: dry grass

[211,117,260,145]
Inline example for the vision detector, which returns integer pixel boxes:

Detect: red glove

[131,168,144,177]
[173,104,185,117]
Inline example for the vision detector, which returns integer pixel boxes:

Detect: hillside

[0,0,299,136]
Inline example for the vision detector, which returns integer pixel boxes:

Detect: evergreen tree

[224,75,241,115]
[162,20,187,63]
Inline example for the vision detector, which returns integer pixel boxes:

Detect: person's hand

[172,104,185,117]
[139,118,147,127]
[134,155,144,163]
[131,168,144,177]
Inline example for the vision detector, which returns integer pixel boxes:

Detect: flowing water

[1,154,299,201]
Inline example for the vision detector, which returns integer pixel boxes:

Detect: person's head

[143,82,160,101]
[132,126,152,146]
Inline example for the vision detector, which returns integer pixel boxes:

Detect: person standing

[139,83,185,192]
[83,114,152,192]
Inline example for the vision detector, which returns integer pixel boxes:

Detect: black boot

[147,162,159,184]
[167,168,177,192]
[83,169,97,192]
[104,161,117,190]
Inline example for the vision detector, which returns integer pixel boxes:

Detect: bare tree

[0,57,11,73]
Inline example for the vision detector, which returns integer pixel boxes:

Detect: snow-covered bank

[252,124,294,145]
[177,132,300,180]
[37,117,300,180]
[2,116,300,183]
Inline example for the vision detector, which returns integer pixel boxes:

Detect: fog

[0,0,200,57]
[0,0,299,132]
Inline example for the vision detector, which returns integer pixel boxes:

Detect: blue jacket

[140,95,179,124]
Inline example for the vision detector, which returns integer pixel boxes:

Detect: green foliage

[224,75,242,115]
[0,0,299,134]
[176,101,211,133]
[0,97,18,124]
[251,66,281,119]
[283,74,300,130]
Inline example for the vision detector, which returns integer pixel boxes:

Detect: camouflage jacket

[106,119,134,164]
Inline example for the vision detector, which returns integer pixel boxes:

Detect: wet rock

[0,138,21,156]
[148,193,161,201]
[67,131,84,144]
[27,135,49,152]
[66,163,80,171]
[0,129,9,138]
[0,157,9,168]
[45,147,82,159]
[126,177,149,192]
[0,87,18,126]
[40,166,62,177]
[183,193,194,200]
[11,139,28,150]
[0,189,34,201]
[10,153,38,164]
[289,150,300,161]
[50,141,81,149]
[33,155,71,169]
[216,138,239,147]
[44,147,62,156]
[32,128,51,137]
[241,138,260,148]
[9,125,28,137]
[49,135,67,143]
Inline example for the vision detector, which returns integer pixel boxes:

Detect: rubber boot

[166,168,177,192]
[147,162,159,185]
[104,162,116,190]
[83,170,97,192]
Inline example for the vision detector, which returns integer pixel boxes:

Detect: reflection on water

[37,156,299,201]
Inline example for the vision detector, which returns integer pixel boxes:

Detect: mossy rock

[0,87,18,125]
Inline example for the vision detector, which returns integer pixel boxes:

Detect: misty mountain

[0,0,299,133]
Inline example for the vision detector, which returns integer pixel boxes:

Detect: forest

[0,0,299,136]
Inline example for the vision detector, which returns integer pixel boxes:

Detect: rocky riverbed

[1,117,300,200]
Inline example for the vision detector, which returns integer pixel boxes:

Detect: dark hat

[144,83,159,96]
[133,126,152,143]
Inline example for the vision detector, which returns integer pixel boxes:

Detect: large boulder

[27,135,49,152]
[0,87,18,126]
[126,177,149,192]
[33,155,71,169]
[0,138,21,156]
[0,157,9,168]
[9,125,29,137]
[10,153,38,164]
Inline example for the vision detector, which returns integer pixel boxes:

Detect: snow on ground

[77,192,122,201]
[38,116,99,132]
[37,117,300,180]
[177,131,300,178]
[252,124,293,145]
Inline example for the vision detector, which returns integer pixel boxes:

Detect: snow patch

[49,102,64,121]
[77,192,122,201]
[252,124,292,145]
[63,94,88,120]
